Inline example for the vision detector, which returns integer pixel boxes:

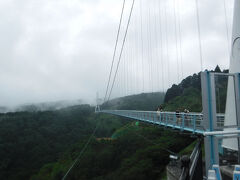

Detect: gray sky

[0,0,234,107]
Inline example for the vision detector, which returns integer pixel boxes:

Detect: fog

[0,0,234,107]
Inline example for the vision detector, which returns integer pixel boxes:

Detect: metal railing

[100,110,225,134]
[179,139,203,180]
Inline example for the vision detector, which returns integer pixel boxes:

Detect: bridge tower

[222,0,240,151]
[95,92,101,112]
[201,0,240,174]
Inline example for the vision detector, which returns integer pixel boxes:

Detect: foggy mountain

[0,99,83,113]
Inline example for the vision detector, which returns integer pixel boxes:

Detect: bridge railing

[179,139,203,180]
[101,110,225,134]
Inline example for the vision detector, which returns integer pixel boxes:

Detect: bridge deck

[100,110,225,134]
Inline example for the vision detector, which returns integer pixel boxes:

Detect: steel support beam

[201,71,219,173]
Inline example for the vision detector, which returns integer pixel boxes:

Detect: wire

[62,123,99,180]
[195,0,203,72]
[173,0,180,83]
[147,5,151,93]
[126,39,129,95]
[126,123,178,156]
[123,48,126,96]
[177,0,184,80]
[104,0,126,102]
[107,0,136,101]
[222,0,230,55]
[140,0,144,92]
[158,0,165,93]
[148,4,153,92]
[153,0,160,91]
[134,11,138,95]
[164,0,170,88]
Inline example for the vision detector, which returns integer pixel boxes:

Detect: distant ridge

[0,99,83,113]
[102,92,165,111]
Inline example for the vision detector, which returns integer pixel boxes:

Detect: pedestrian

[159,105,163,112]
[176,109,181,125]
[184,109,189,126]
[156,106,160,121]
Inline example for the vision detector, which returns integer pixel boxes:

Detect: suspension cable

[107,0,136,102]
[104,0,126,102]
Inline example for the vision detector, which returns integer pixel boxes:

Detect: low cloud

[0,0,234,107]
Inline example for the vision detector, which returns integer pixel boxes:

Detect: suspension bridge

[96,0,240,179]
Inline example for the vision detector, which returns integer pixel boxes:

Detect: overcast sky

[0,0,234,107]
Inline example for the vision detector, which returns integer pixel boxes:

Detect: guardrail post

[166,113,168,125]
[208,170,217,180]
[182,114,185,130]
[174,114,177,127]
[193,115,196,133]
[212,164,222,180]
[159,113,162,123]
[235,165,240,171]
[233,171,240,180]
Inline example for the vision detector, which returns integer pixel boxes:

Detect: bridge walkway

[100,110,225,135]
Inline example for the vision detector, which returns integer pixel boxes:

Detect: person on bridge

[159,105,163,112]
[156,107,161,121]
[176,109,181,125]
[157,105,164,121]
[184,109,190,126]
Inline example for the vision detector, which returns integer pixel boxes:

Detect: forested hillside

[102,92,165,111]
[163,66,228,112]
[0,105,126,180]
[0,66,227,180]
[0,92,165,180]
[31,124,192,180]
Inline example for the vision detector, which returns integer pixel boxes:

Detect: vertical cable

[177,0,184,80]
[126,7,130,95]
[173,0,180,83]
[129,30,132,95]
[164,0,170,88]
[154,0,160,91]
[126,36,128,96]
[140,0,144,92]
[148,4,153,92]
[195,0,203,72]
[123,51,126,96]
[223,0,230,55]
[131,25,134,95]
[134,10,138,95]
[147,4,151,92]
[158,0,165,92]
